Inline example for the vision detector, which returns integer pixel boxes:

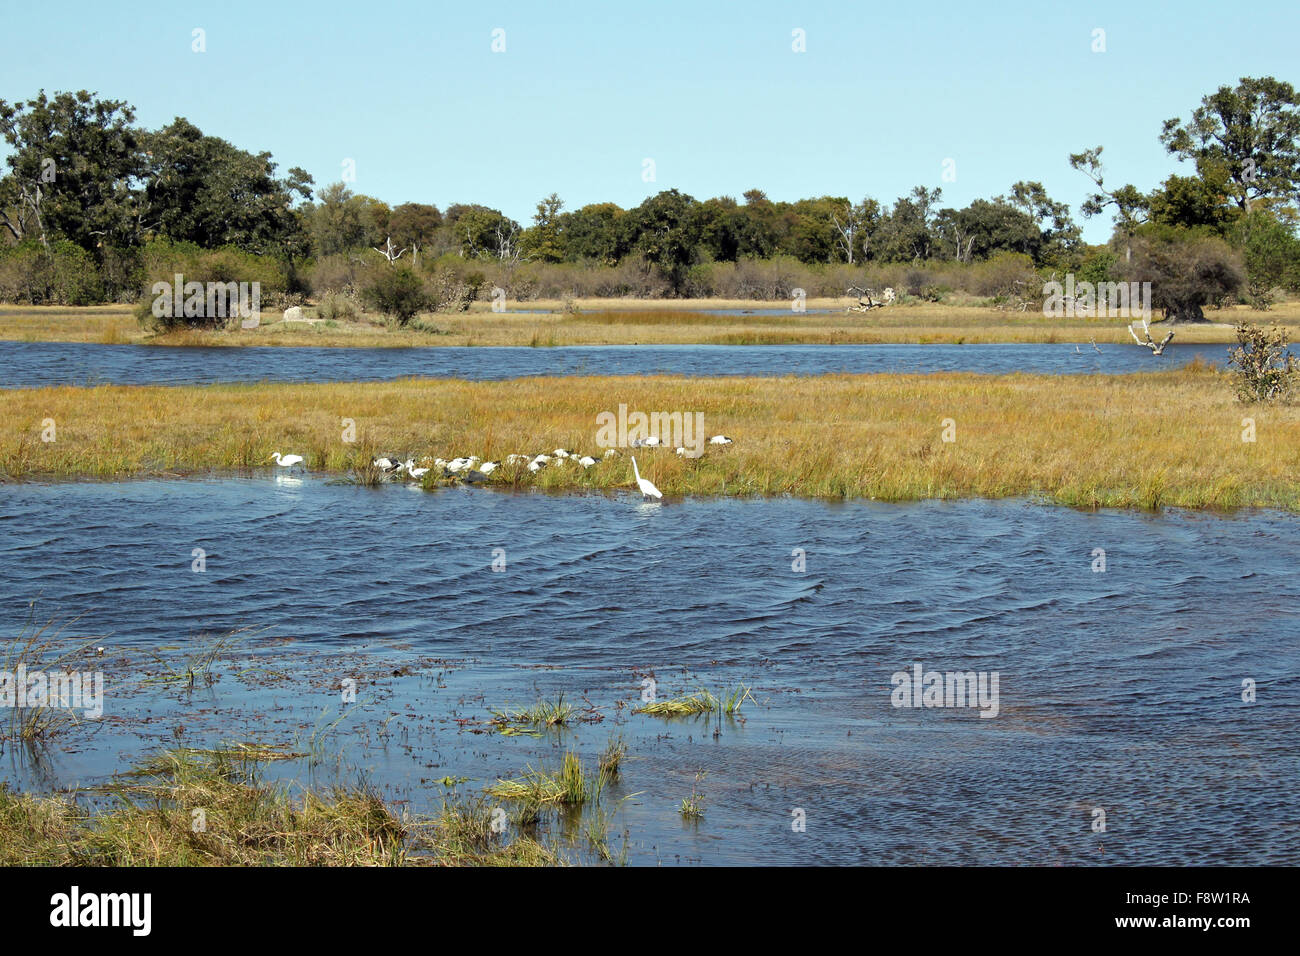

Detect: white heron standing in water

[631,456,662,500]
[270,452,304,471]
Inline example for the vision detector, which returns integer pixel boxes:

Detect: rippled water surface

[0,340,1225,387]
[1,479,1296,864]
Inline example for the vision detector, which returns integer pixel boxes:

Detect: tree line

[2,77,1298,315]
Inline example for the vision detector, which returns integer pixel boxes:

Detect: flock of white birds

[269,435,734,500]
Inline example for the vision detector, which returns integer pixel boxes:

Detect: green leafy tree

[522,192,565,262]
[388,203,442,259]
[1234,210,1300,306]
[1146,170,1237,234]
[0,90,145,252]
[559,202,627,265]
[627,189,701,293]
[1160,76,1300,214]
[142,117,312,257]
[877,186,943,262]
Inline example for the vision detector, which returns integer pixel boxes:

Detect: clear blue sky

[2,0,1296,243]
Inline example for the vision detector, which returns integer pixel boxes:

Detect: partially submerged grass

[1,604,98,745]
[680,772,707,820]
[491,693,577,731]
[0,744,557,866]
[636,685,755,718]
[141,627,251,689]
[4,367,1300,509]
[599,736,627,778]
[486,751,607,809]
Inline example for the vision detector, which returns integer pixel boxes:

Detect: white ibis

[631,456,662,500]
[708,435,732,445]
[578,455,596,468]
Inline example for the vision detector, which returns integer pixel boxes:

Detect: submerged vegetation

[0,745,557,866]
[3,367,1299,510]
[635,685,755,718]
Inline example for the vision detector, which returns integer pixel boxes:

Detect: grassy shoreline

[3,369,1297,510]
[2,301,1296,348]
[0,746,558,866]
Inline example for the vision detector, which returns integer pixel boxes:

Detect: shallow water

[1,479,1296,864]
[0,340,1223,387]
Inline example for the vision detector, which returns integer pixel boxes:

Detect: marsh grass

[491,693,577,731]
[0,744,556,866]
[141,627,251,689]
[679,772,707,820]
[0,604,98,745]
[598,735,627,778]
[487,751,608,809]
[636,684,754,718]
[4,368,1300,510]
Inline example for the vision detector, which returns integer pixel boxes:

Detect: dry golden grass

[2,301,1296,348]
[2,367,1297,509]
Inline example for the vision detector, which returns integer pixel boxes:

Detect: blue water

[1,479,1295,865]
[0,340,1224,387]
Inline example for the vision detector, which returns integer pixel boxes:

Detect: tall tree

[143,117,312,257]
[1160,76,1300,214]
[0,90,145,252]
[1069,146,1149,262]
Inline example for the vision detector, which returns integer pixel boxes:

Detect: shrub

[317,291,360,322]
[1228,323,1298,403]
[0,241,105,305]
[360,265,431,325]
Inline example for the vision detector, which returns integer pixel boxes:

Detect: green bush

[0,241,104,305]
[360,265,431,325]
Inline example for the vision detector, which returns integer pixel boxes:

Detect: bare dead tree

[846,285,896,312]
[373,236,407,264]
[832,204,858,264]
[1129,316,1176,355]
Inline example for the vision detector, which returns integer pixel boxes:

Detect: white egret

[404,460,429,479]
[631,456,662,500]
[708,435,733,445]
[270,452,304,469]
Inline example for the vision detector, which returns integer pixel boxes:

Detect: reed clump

[635,685,754,718]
